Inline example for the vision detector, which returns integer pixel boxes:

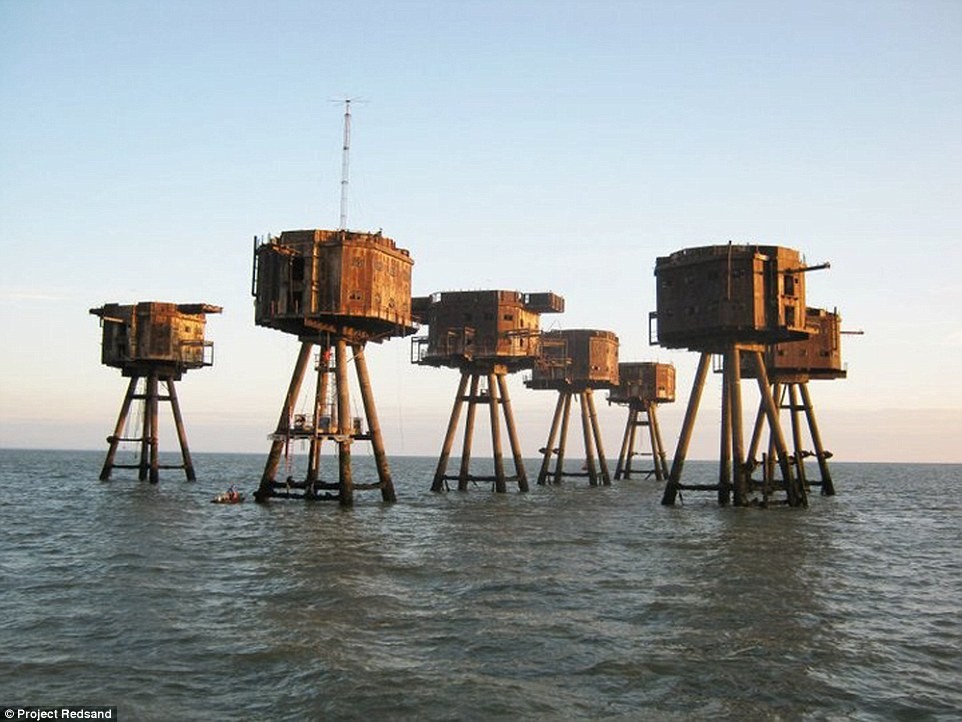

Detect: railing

[179,340,215,367]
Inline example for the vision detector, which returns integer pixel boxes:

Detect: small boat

[211,490,245,504]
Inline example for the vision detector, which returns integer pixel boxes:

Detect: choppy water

[1,449,960,720]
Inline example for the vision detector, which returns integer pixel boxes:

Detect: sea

[1,449,960,721]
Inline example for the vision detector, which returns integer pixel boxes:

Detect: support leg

[137,374,161,483]
[719,351,733,505]
[335,338,353,507]
[497,374,528,492]
[649,404,669,482]
[433,372,470,492]
[626,406,640,478]
[487,373,506,493]
[614,407,633,481]
[166,379,196,481]
[663,352,711,505]
[579,392,598,486]
[800,383,835,496]
[553,392,573,485]
[100,376,139,481]
[458,375,480,491]
[788,383,807,491]
[765,427,776,499]
[730,347,746,505]
[307,346,330,485]
[538,393,566,485]
[147,374,160,484]
[259,341,314,495]
[752,352,805,507]
[746,400,767,487]
[586,389,610,485]
[353,343,396,503]
[138,376,151,482]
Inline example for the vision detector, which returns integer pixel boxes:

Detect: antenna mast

[339,99,352,230]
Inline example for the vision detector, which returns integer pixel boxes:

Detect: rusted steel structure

[607,361,675,481]
[412,290,564,492]
[741,307,846,498]
[90,301,221,483]
[525,329,619,486]
[651,243,828,507]
[251,229,415,505]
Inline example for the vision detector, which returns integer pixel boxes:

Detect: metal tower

[251,229,415,505]
[651,243,829,507]
[608,361,675,482]
[742,307,849,499]
[90,302,221,483]
[525,329,619,486]
[412,290,564,493]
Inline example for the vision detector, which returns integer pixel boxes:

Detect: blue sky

[2,0,960,462]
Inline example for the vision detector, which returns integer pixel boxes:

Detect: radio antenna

[329,97,366,229]
[338,99,352,230]
[330,98,353,231]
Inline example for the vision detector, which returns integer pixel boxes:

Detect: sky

[1,0,960,463]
